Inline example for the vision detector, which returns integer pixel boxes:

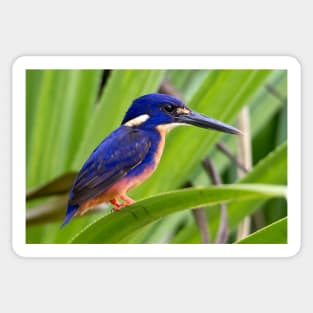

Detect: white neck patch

[157,122,187,132]
[124,114,150,127]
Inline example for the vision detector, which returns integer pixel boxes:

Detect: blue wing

[68,126,151,208]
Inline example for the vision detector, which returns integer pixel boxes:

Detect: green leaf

[26,69,288,245]
[62,70,103,169]
[237,217,287,244]
[166,70,209,101]
[26,70,103,188]
[27,70,55,187]
[211,141,287,236]
[26,70,43,184]
[171,142,287,243]
[69,184,286,244]
[193,70,287,185]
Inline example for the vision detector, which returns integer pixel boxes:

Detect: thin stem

[185,181,210,244]
[236,106,252,240]
[192,208,210,244]
[265,83,286,104]
[202,158,229,244]
[159,79,182,99]
[26,195,107,225]
[216,142,249,174]
[202,158,222,185]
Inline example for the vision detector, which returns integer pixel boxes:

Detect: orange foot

[110,198,123,212]
[110,195,135,212]
[120,194,135,205]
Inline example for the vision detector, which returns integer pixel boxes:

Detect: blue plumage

[122,93,184,127]
[63,126,154,226]
[62,203,79,227]
[62,93,241,226]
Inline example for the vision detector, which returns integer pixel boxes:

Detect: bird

[62,93,241,226]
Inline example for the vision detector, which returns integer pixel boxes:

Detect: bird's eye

[163,104,175,113]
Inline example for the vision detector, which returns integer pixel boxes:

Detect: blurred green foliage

[26,69,287,244]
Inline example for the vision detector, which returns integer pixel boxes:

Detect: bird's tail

[61,203,79,228]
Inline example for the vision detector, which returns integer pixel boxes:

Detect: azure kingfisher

[62,93,241,226]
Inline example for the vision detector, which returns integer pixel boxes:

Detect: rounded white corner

[285,241,302,258]
[283,55,302,71]
[12,55,29,72]
[11,242,28,258]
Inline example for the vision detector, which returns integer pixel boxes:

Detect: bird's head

[122,93,241,135]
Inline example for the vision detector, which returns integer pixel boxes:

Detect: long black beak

[176,111,242,135]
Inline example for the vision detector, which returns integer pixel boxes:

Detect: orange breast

[77,130,166,216]
[127,131,165,190]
